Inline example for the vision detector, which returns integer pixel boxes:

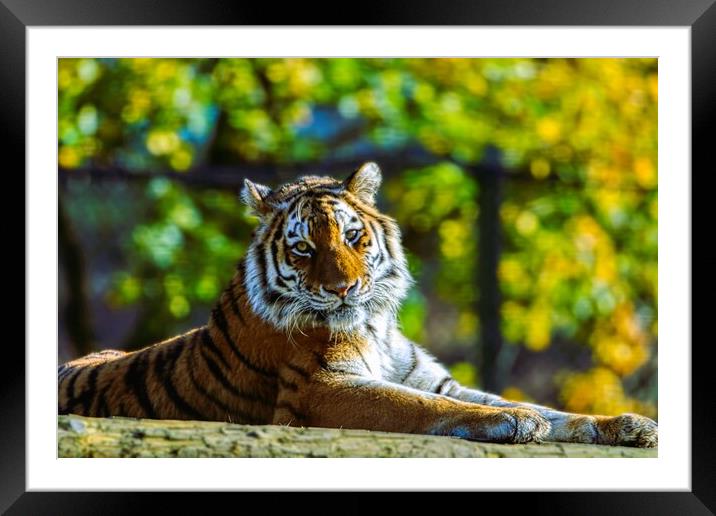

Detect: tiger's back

[58,288,285,424]
[57,330,253,421]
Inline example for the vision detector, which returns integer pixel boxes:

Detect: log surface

[58,414,657,458]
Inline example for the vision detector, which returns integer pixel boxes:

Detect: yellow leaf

[537,117,562,143]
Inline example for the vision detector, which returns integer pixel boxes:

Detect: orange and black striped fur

[58,162,657,447]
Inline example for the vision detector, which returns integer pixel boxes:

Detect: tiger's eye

[346,229,360,242]
[293,241,311,254]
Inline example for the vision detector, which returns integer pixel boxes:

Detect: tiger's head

[240,162,412,335]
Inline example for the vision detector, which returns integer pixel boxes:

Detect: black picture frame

[4,0,712,513]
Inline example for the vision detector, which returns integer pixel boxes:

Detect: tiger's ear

[241,179,273,217]
[345,162,382,205]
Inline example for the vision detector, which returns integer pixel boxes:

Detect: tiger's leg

[397,341,657,448]
[444,381,658,448]
[444,384,657,448]
[273,370,550,444]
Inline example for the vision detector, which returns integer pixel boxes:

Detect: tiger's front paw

[438,407,551,444]
[503,408,552,444]
[462,407,551,444]
[599,413,658,448]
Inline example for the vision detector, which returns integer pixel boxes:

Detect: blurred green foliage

[58,58,657,417]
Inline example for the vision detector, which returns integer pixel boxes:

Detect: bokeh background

[58,58,658,418]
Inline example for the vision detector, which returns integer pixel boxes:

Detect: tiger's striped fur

[58,162,657,447]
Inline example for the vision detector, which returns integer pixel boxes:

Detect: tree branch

[58,414,657,458]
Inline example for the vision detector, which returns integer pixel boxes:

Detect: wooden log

[58,414,657,458]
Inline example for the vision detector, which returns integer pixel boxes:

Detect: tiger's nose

[325,279,360,299]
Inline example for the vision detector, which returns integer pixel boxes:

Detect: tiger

[58,162,657,448]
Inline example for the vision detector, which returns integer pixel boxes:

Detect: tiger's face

[241,162,412,334]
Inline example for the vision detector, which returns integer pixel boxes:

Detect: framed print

[4,0,713,512]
